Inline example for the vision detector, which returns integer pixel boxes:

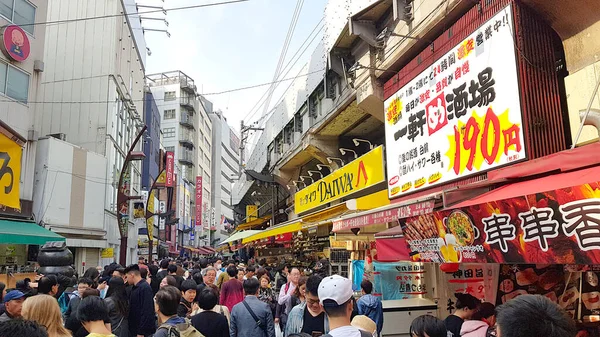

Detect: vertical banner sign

[246,205,258,222]
[384,5,525,198]
[195,176,202,227]
[165,152,174,187]
[159,201,166,230]
[0,133,22,209]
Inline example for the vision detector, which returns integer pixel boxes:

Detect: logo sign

[383,5,525,199]
[165,152,174,187]
[1,25,30,62]
[246,205,258,222]
[101,248,114,258]
[195,176,202,227]
[0,133,22,209]
[294,146,386,214]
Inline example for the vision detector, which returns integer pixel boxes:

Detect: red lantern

[440,263,460,273]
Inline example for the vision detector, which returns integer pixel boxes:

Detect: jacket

[128,279,156,336]
[460,321,490,337]
[105,297,130,337]
[357,294,384,334]
[230,296,276,337]
[154,316,187,337]
[178,298,193,318]
[284,301,329,337]
[220,279,244,312]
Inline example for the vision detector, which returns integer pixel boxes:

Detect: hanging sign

[295,146,386,214]
[195,176,202,227]
[166,152,174,187]
[0,132,22,209]
[384,5,525,198]
[1,25,30,62]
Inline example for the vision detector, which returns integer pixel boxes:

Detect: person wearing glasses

[285,275,329,337]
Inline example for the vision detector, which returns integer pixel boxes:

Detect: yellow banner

[146,190,155,241]
[0,133,22,209]
[329,237,348,249]
[101,248,114,258]
[246,205,258,221]
[295,146,386,214]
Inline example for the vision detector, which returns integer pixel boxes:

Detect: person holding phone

[285,275,329,337]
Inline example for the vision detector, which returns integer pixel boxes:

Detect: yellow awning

[236,215,272,231]
[242,221,303,244]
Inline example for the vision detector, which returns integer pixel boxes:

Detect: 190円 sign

[383,5,526,198]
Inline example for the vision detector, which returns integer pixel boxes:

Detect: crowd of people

[0,256,583,337]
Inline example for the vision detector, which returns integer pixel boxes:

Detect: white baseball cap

[318,274,353,306]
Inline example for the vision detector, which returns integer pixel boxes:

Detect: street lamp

[353,138,373,150]
[307,170,323,179]
[339,148,358,159]
[300,176,314,184]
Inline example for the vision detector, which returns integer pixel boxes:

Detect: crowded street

[1,0,600,337]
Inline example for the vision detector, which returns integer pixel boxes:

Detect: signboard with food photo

[400,180,600,264]
[383,5,526,199]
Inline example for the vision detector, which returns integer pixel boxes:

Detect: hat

[4,290,25,303]
[318,275,353,306]
[351,315,377,334]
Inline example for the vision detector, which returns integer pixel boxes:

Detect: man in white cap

[318,275,372,337]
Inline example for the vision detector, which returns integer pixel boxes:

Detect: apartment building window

[0,62,29,103]
[163,127,175,138]
[164,91,176,101]
[1,0,36,35]
[164,109,175,119]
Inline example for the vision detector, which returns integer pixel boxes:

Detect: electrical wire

[10,0,249,29]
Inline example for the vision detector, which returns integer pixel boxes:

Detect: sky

[142,0,328,134]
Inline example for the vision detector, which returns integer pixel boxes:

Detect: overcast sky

[143,0,327,133]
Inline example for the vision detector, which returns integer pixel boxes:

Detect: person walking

[356,280,383,336]
[178,279,197,318]
[77,296,113,337]
[258,275,277,316]
[191,288,229,337]
[37,275,60,297]
[318,275,369,337]
[124,264,156,337]
[21,294,71,337]
[104,277,130,337]
[153,286,202,337]
[0,290,26,322]
[285,275,329,337]
[191,285,231,324]
[230,278,275,337]
[217,263,233,289]
[276,268,301,331]
[220,265,244,312]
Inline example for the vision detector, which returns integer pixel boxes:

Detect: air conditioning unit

[48,133,67,141]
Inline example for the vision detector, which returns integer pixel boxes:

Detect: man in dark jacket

[125,264,156,337]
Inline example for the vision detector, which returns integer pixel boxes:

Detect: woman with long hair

[104,277,129,337]
[82,267,100,288]
[291,276,307,305]
[22,294,72,337]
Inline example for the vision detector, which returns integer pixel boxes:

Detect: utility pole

[239,120,264,177]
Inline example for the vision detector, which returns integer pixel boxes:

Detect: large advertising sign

[195,176,202,227]
[384,5,525,198]
[401,180,600,265]
[165,152,174,187]
[295,146,386,214]
[0,132,22,209]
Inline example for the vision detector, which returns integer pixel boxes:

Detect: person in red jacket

[220,265,244,312]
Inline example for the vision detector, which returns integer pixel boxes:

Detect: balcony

[180,76,197,94]
[180,112,195,129]
[179,129,195,147]
[180,96,195,111]
[179,149,195,166]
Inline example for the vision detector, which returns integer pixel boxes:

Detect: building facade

[146,71,213,250]
[209,110,240,245]
[32,0,146,267]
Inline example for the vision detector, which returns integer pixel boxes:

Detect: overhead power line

[6,0,249,29]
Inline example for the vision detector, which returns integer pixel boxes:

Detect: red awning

[374,226,411,262]
[453,164,600,209]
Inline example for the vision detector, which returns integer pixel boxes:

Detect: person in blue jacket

[356,280,383,336]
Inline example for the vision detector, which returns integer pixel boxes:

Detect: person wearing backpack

[154,286,203,337]
[230,278,275,337]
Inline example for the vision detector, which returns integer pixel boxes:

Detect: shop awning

[242,220,303,244]
[452,164,600,209]
[332,192,438,232]
[218,230,262,245]
[301,200,357,226]
[236,215,272,231]
[0,219,65,245]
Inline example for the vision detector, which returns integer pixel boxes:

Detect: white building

[146,71,213,249]
[209,110,240,245]
[32,0,146,267]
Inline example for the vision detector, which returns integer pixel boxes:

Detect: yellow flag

[0,132,21,209]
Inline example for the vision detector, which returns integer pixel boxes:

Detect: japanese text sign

[166,152,174,187]
[295,146,385,214]
[401,181,600,264]
[0,133,22,209]
[384,5,525,198]
[332,200,435,232]
[246,205,258,222]
[372,261,427,300]
[195,176,202,227]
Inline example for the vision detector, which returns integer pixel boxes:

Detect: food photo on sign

[383,7,525,199]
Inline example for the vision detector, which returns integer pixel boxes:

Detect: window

[198,166,203,177]
[0,62,29,103]
[204,154,210,165]
[164,91,176,101]
[164,109,175,119]
[165,146,175,152]
[163,127,175,138]
[1,0,35,35]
